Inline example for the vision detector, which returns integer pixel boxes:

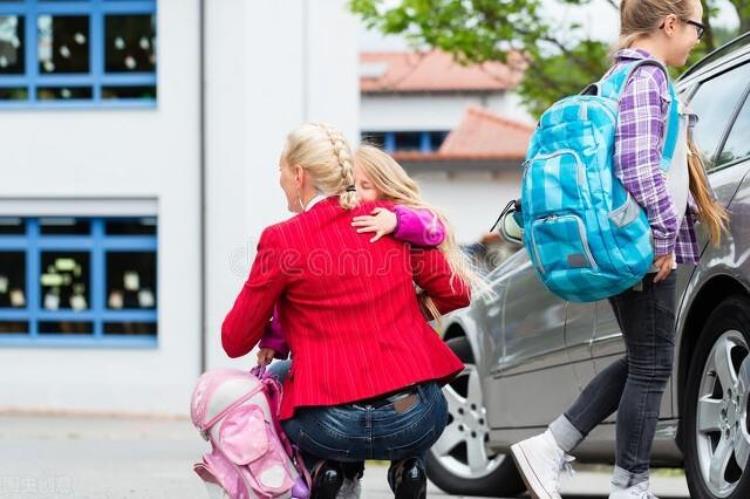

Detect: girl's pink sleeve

[392,205,446,247]
[258,304,290,360]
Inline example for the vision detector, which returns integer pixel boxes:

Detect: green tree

[351,0,745,117]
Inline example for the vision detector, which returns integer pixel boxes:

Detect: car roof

[680,32,750,84]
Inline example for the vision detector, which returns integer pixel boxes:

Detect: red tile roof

[392,106,534,162]
[361,51,526,93]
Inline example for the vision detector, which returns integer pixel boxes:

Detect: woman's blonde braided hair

[283,122,358,210]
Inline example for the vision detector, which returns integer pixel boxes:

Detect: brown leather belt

[354,386,420,410]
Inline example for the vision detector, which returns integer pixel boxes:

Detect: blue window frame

[0,216,158,347]
[0,0,157,108]
[361,131,450,153]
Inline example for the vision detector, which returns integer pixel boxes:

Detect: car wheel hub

[431,363,503,479]
[696,330,750,498]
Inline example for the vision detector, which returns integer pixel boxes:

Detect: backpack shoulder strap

[598,59,681,171]
[661,80,681,171]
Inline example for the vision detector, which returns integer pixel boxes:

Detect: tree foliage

[351,0,745,116]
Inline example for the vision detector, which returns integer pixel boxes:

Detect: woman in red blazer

[221,123,471,499]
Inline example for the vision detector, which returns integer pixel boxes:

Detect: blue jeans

[269,360,449,471]
[550,272,678,486]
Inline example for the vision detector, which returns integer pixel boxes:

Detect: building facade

[0,0,359,416]
[360,50,533,243]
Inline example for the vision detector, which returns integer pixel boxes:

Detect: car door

[590,61,750,420]
[485,249,582,429]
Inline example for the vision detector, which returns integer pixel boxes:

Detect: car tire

[683,295,750,499]
[426,336,525,497]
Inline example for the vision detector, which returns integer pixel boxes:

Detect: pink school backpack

[190,365,310,499]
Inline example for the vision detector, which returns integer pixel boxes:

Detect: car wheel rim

[696,330,750,498]
[430,362,503,479]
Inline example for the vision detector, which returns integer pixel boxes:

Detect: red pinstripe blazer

[221,197,470,420]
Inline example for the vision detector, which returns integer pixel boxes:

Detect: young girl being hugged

[257,144,478,364]
[510,1,728,498]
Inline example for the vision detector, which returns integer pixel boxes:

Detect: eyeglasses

[685,19,706,39]
[659,17,706,40]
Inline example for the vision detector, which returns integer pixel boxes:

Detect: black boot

[310,460,344,499]
[388,458,426,499]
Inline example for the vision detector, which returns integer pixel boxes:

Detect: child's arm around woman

[257,203,447,363]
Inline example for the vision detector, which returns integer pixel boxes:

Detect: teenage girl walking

[510,0,728,497]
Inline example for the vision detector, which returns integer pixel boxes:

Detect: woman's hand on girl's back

[351,208,398,242]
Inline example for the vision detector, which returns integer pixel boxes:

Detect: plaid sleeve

[614,66,679,257]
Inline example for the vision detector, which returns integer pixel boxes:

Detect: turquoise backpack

[520,59,680,302]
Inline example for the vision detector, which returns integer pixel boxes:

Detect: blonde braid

[314,123,358,209]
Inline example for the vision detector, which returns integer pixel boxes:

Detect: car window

[715,93,750,167]
[687,63,750,171]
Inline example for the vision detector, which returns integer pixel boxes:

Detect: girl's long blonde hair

[354,144,484,322]
[615,0,729,245]
[282,122,359,210]
[687,140,729,245]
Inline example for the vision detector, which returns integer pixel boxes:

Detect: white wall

[0,0,202,415]
[360,92,534,132]
[205,0,360,373]
[414,170,522,244]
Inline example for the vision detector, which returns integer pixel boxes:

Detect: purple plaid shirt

[611,48,699,264]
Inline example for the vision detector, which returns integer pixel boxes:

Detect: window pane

[0,252,25,309]
[40,251,90,311]
[394,132,422,151]
[429,131,449,150]
[0,15,25,74]
[38,15,90,74]
[39,321,93,334]
[0,217,25,234]
[0,321,28,334]
[716,95,750,166]
[688,63,750,171]
[361,132,386,148]
[0,87,28,100]
[105,14,156,73]
[105,218,157,236]
[37,86,92,100]
[106,251,156,310]
[104,321,156,336]
[101,85,156,100]
[40,218,90,235]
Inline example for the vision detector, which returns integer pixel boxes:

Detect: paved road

[0,413,689,498]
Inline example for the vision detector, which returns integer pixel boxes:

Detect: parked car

[427,32,750,499]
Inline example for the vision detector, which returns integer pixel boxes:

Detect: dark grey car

[426,33,750,499]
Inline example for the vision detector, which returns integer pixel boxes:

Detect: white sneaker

[336,477,362,499]
[510,430,574,499]
[609,480,658,499]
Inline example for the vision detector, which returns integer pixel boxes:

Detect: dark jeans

[560,272,677,479]
[280,380,449,473]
